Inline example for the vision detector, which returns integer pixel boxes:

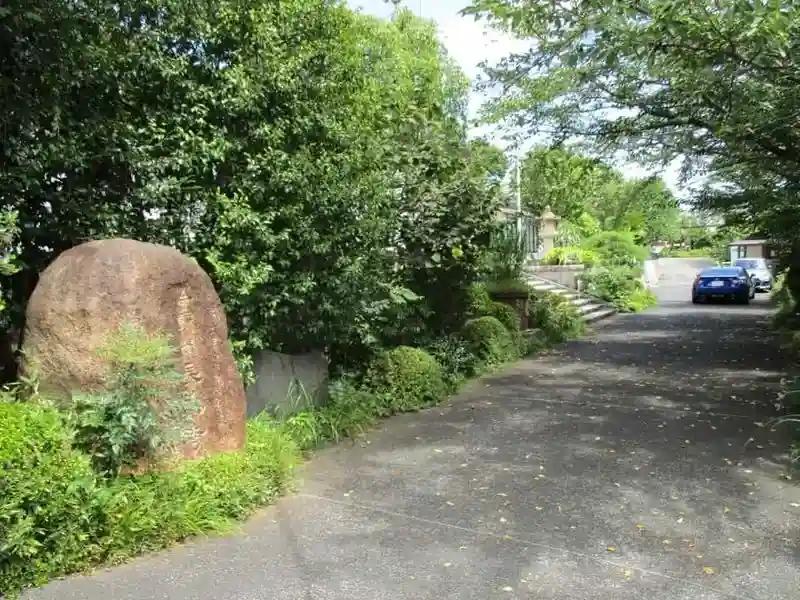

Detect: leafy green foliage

[485,226,528,283]
[517,147,680,245]
[0,399,298,598]
[0,400,99,594]
[466,282,494,317]
[66,324,200,477]
[487,301,520,334]
[528,292,585,343]
[520,147,609,222]
[425,336,476,392]
[581,266,655,313]
[367,346,447,414]
[555,213,602,247]
[0,1,501,377]
[582,232,649,268]
[461,316,519,372]
[465,0,800,297]
[542,247,599,266]
[0,211,18,318]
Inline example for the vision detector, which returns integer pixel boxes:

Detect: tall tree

[519,147,607,221]
[1,1,503,377]
[464,0,800,294]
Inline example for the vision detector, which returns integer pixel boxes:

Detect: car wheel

[692,294,702,304]
[740,294,751,305]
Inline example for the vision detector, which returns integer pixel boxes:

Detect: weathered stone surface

[22,238,246,459]
[246,349,329,418]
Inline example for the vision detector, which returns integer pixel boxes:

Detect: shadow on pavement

[24,293,800,600]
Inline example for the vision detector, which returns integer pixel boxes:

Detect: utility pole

[515,156,523,246]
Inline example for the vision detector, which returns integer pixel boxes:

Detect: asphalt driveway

[27,285,800,600]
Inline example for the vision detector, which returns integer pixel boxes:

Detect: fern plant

[66,322,200,477]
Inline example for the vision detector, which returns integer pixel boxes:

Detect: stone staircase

[524,272,617,325]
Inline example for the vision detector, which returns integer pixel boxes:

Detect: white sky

[347,0,686,194]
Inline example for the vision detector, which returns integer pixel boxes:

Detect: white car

[732,258,773,292]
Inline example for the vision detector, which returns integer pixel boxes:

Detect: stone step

[580,305,617,323]
[571,296,592,307]
[524,274,617,326]
[575,300,602,314]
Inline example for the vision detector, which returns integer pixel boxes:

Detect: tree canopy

[517,146,681,245]
[0,1,505,378]
[464,0,800,292]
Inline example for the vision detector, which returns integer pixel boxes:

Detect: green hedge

[0,400,297,597]
[486,301,520,333]
[367,346,447,413]
[461,316,520,372]
[0,402,100,591]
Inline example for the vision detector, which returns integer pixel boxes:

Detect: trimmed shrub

[529,291,585,342]
[488,301,520,333]
[483,278,531,296]
[461,316,519,372]
[367,346,447,413]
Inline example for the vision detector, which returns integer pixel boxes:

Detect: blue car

[692,266,755,305]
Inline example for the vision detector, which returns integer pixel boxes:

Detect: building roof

[728,239,768,246]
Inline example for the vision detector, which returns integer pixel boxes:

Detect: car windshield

[734,259,765,270]
[700,268,743,278]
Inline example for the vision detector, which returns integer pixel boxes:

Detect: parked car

[692,266,755,304]
[731,258,773,292]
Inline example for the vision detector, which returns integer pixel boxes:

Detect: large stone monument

[22,238,246,459]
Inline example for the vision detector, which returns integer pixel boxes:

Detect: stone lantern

[539,206,560,255]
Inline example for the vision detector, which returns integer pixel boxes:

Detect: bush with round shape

[488,301,520,333]
[367,346,447,413]
[461,316,519,372]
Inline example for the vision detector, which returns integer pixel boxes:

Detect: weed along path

[28,296,800,600]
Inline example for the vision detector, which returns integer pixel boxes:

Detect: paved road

[28,284,800,600]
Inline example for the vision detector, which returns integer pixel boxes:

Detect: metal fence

[496,207,539,260]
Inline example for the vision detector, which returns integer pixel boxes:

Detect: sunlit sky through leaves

[348,0,686,196]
